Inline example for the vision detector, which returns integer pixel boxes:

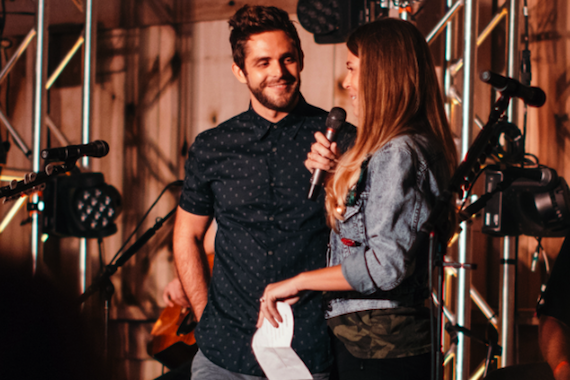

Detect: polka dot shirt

[179,96,355,376]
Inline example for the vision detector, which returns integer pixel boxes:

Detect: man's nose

[270,61,285,77]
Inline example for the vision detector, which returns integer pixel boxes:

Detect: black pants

[330,334,432,380]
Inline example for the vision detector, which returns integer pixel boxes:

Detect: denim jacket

[324,133,450,319]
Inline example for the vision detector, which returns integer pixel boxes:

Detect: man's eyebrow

[281,52,296,59]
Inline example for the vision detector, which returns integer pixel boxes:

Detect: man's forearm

[173,207,212,321]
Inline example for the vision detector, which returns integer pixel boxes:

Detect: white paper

[252,302,313,380]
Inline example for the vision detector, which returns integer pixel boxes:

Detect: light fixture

[297,0,372,44]
[42,172,121,238]
[482,165,570,237]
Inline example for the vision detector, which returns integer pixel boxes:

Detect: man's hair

[228,5,304,71]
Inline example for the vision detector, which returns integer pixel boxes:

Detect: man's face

[235,30,302,113]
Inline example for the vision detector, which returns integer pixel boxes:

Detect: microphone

[41,140,110,161]
[307,107,346,201]
[480,71,546,107]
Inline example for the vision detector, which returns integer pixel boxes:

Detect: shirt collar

[246,94,308,140]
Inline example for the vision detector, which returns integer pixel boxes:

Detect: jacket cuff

[341,252,377,295]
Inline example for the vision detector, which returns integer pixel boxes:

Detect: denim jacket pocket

[340,191,368,239]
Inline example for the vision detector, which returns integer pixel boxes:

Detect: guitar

[148,254,214,369]
[147,304,199,369]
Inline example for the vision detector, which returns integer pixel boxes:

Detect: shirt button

[268,251,274,255]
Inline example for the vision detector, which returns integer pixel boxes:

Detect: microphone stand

[427,94,513,380]
[78,204,178,363]
[0,159,78,201]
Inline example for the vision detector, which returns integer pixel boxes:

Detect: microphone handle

[307,129,339,201]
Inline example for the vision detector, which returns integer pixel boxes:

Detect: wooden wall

[0,0,568,378]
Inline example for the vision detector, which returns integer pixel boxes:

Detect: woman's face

[343,49,360,119]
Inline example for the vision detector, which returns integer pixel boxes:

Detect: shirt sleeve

[537,234,570,325]
[179,136,215,216]
[341,141,431,294]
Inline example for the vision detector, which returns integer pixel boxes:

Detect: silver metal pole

[79,0,94,293]
[507,0,519,122]
[449,7,509,76]
[498,0,520,367]
[443,0,456,124]
[456,0,478,378]
[445,265,499,329]
[426,0,463,44]
[0,28,36,84]
[31,0,47,275]
[500,237,517,366]
[0,108,32,158]
[81,0,93,166]
[46,33,85,90]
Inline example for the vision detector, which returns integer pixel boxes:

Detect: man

[538,235,570,380]
[173,5,354,379]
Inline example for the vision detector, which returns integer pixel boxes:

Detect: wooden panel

[188,0,297,23]
[291,15,336,113]
[190,20,250,138]
[516,0,570,312]
[1,0,299,37]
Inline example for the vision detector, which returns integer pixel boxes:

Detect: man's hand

[304,132,340,174]
[162,278,191,308]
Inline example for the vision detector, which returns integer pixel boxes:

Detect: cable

[520,0,531,167]
[459,165,486,211]
[109,180,183,265]
[98,236,105,271]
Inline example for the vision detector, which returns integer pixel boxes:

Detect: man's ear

[232,63,247,84]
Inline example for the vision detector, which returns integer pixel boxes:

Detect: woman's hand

[304,132,340,174]
[257,267,352,329]
[257,276,304,328]
[162,278,191,308]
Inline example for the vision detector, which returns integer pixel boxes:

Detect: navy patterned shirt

[179,96,354,376]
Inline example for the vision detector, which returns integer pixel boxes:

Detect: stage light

[297,0,369,44]
[42,172,121,238]
[482,165,570,237]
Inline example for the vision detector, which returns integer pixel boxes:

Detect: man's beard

[247,77,301,112]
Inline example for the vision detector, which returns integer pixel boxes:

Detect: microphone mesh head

[326,107,347,130]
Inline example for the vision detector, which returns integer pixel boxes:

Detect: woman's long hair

[325,18,457,229]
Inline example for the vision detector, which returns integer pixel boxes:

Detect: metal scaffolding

[0,0,96,286]
[424,0,521,378]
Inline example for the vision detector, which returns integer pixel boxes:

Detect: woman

[257,18,457,380]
